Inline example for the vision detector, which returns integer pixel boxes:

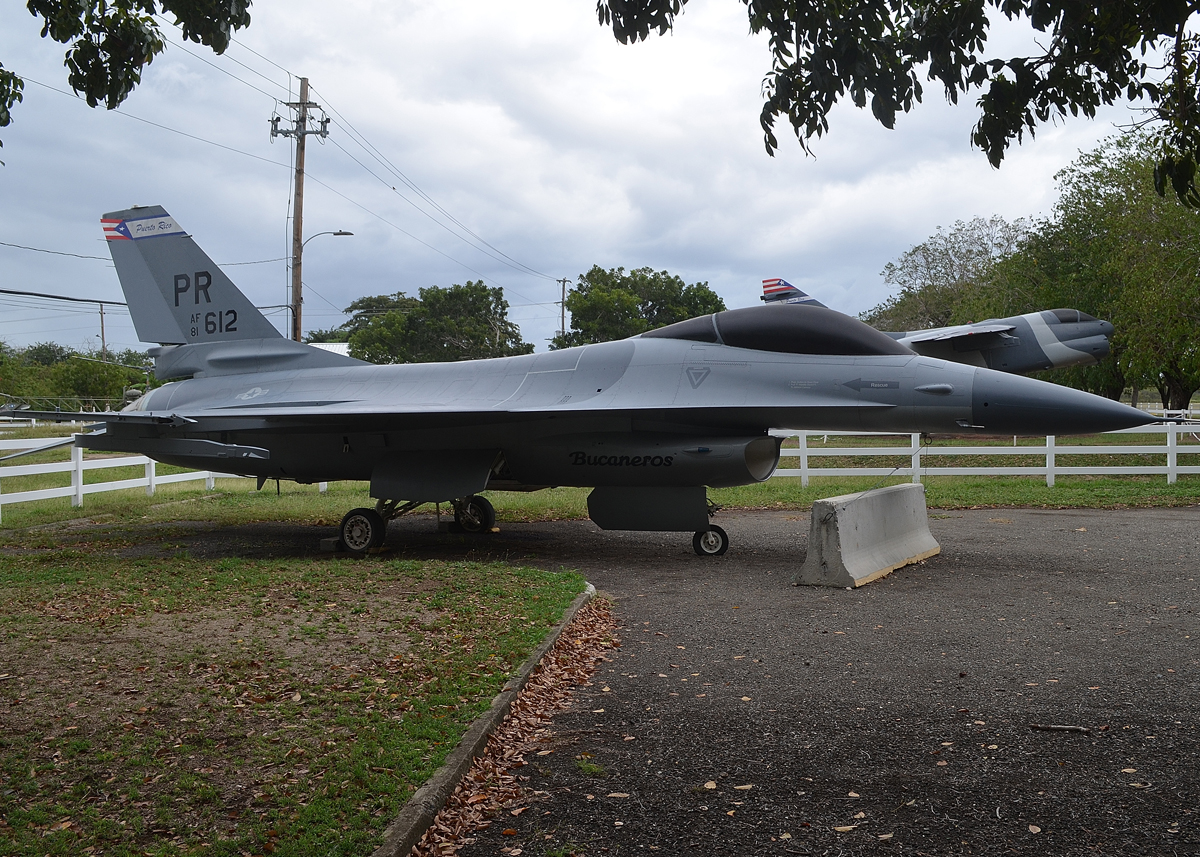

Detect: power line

[312,83,555,282]
[159,34,283,101]
[302,170,537,305]
[0,288,125,307]
[21,76,293,171]
[1,237,285,268]
[230,37,297,79]
[0,240,108,261]
[17,68,554,309]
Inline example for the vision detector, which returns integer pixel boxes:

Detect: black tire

[340,507,387,554]
[454,495,496,533]
[693,525,729,557]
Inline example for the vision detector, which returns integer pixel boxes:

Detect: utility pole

[271,77,329,341]
[556,277,571,339]
[98,303,106,360]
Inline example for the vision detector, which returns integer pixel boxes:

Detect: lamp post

[291,229,353,341]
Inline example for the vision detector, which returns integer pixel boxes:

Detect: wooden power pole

[271,77,329,341]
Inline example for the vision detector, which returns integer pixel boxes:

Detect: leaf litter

[411,597,617,856]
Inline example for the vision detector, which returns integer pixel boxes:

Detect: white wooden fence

[771,423,1198,487]
[1,424,1196,522]
[0,437,236,523]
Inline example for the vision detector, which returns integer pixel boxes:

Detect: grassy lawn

[0,547,587,856]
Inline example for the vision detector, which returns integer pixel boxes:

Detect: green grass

[0,550,588,856]
[2,426,1199,536]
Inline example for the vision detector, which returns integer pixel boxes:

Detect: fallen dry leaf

[1028,824,1042,834]
[734,784,752,791]
[833,824,859,833]
[411,599,618,857]
[853,811,866,819]
[878,832,894,840]
[703,781,717,790]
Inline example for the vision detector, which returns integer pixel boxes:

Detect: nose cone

[972,370,1155,435]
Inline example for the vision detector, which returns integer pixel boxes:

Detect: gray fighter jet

[760,279,1113,374]
[9,207,1157,556]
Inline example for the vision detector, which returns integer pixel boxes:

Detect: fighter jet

[760,279,1112,374]
[7,208,1157,557]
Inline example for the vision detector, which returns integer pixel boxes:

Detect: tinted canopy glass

[1050,308,1098,323]
[642,305,913,356]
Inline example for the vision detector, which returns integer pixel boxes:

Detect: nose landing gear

[692,525,729,556]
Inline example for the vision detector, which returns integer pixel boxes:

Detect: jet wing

[1,407,196,427]
[900,323,1016,343]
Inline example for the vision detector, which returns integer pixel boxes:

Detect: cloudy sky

[0,0,1137,356]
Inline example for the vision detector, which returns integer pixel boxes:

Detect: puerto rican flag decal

[101,218,131,241]
[101,214,185,241]
[762,277,797,296]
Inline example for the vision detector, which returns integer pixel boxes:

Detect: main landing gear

[337,495,497,555]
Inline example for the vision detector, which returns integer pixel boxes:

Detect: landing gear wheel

[693,525,729,557]
[340,507,387,554]
[454,495,496,533]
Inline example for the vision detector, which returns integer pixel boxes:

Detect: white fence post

[910,433,922,483]
[798,433,809,488]
[318,481,328,494]
[206,472,215,490]
[1168,422,1178,485]
[71,444,84,507]
[1046,435,1056,487]
[145,458,156,496]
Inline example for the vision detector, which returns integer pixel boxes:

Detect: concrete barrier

[795,483,940,587]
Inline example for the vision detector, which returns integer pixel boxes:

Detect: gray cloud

[0,0,1134,355]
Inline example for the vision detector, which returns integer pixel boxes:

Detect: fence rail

[770,423,1198,486]
[2,424,1197,521]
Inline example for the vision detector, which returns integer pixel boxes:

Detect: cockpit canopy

[1050,308,1098,323]
[641,304,913,356]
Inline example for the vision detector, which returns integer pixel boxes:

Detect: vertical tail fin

[102,205,282,345]
[760,278,826,307]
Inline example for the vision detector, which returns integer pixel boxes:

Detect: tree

[596,0,1200,205]
[860,216,1028,330]
[552,265,726,348]
[984,133,1200,408]
[307,293,420,344]
[1,1,252,156]
[50,355,128,404]
[22,340,74,365]
[347,281,533,365]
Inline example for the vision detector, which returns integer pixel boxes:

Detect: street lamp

[292,230,353,341]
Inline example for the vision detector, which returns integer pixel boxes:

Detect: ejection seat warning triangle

[686,367,711,388]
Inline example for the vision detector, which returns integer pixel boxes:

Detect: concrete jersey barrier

[796,483,940,587]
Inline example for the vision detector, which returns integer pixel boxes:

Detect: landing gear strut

[453,494,496,533]
[692,498,727,556]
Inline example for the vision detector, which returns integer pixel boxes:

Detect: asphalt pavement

[429,507,1200,856]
